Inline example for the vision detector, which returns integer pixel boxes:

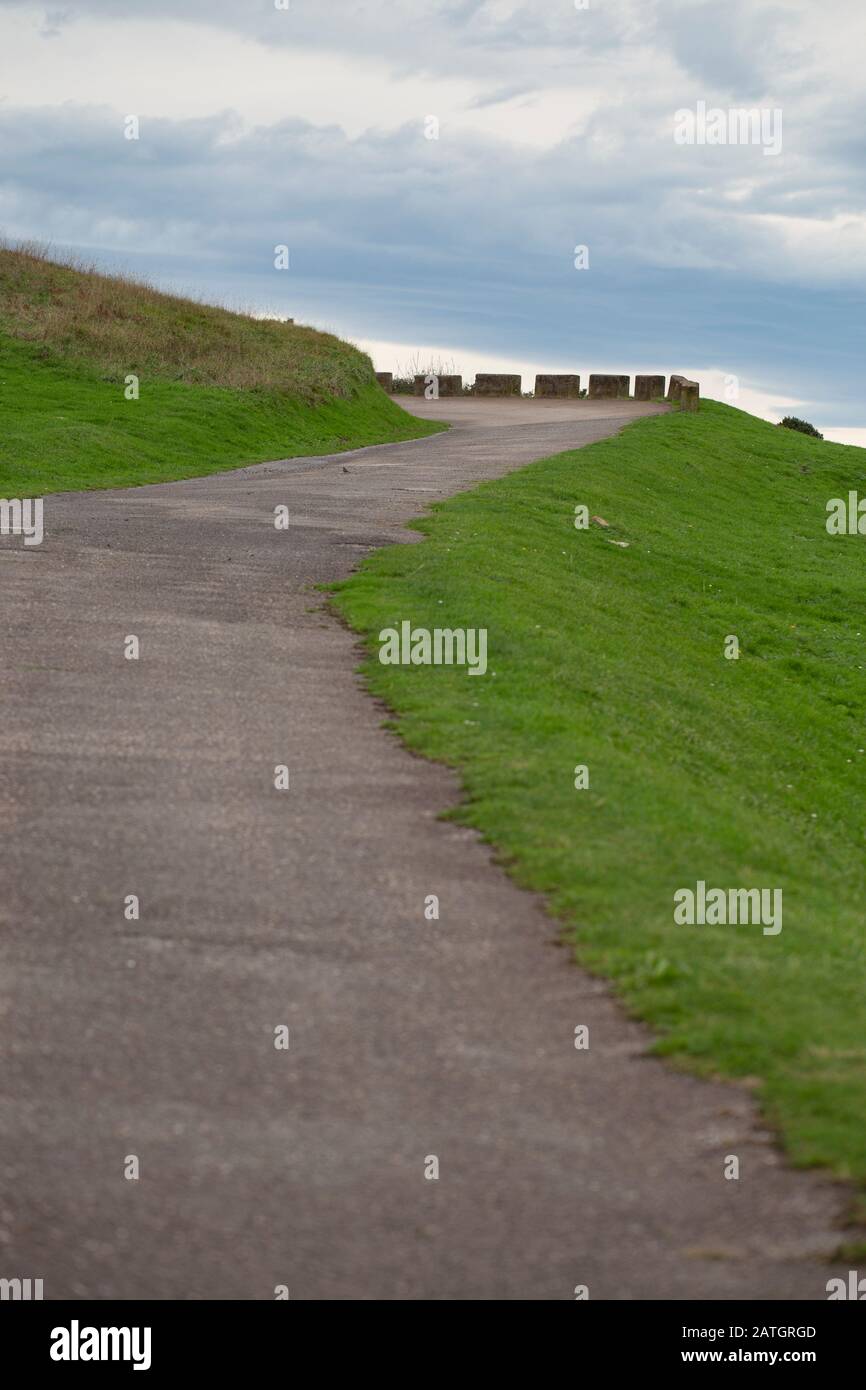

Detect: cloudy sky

[1,0,864,438]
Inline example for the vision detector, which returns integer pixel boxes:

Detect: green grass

[0,244,442,494]
[333,399,866,1183]
[0,337,441,495]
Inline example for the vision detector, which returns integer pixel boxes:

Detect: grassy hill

[0,244,440,495]
[334,400,866,1198]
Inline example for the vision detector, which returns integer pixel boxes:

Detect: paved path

[0,399,847,1299]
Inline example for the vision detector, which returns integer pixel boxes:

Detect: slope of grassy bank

[0,245,441,494]
[333,400,866,1184]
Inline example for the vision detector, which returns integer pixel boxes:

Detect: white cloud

[821,428,866,448]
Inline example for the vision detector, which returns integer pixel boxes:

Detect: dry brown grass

[0,240,373,400]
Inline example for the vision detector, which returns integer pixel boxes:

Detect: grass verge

[0,244,442,495]
[332,399,866,1184]
[0,337,441,495]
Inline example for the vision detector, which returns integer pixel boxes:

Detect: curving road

[0,397,847,1299]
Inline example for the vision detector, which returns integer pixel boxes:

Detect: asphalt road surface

[0,398,847,1299]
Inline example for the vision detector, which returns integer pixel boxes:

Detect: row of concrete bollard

[374,371,699,410]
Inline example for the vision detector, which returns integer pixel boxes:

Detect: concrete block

[634,375,665,401]
[588,374,630,399]
[412,374,463,397]
[535,374,581,398]
[473,374,522,397]
[667,375,700,410]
